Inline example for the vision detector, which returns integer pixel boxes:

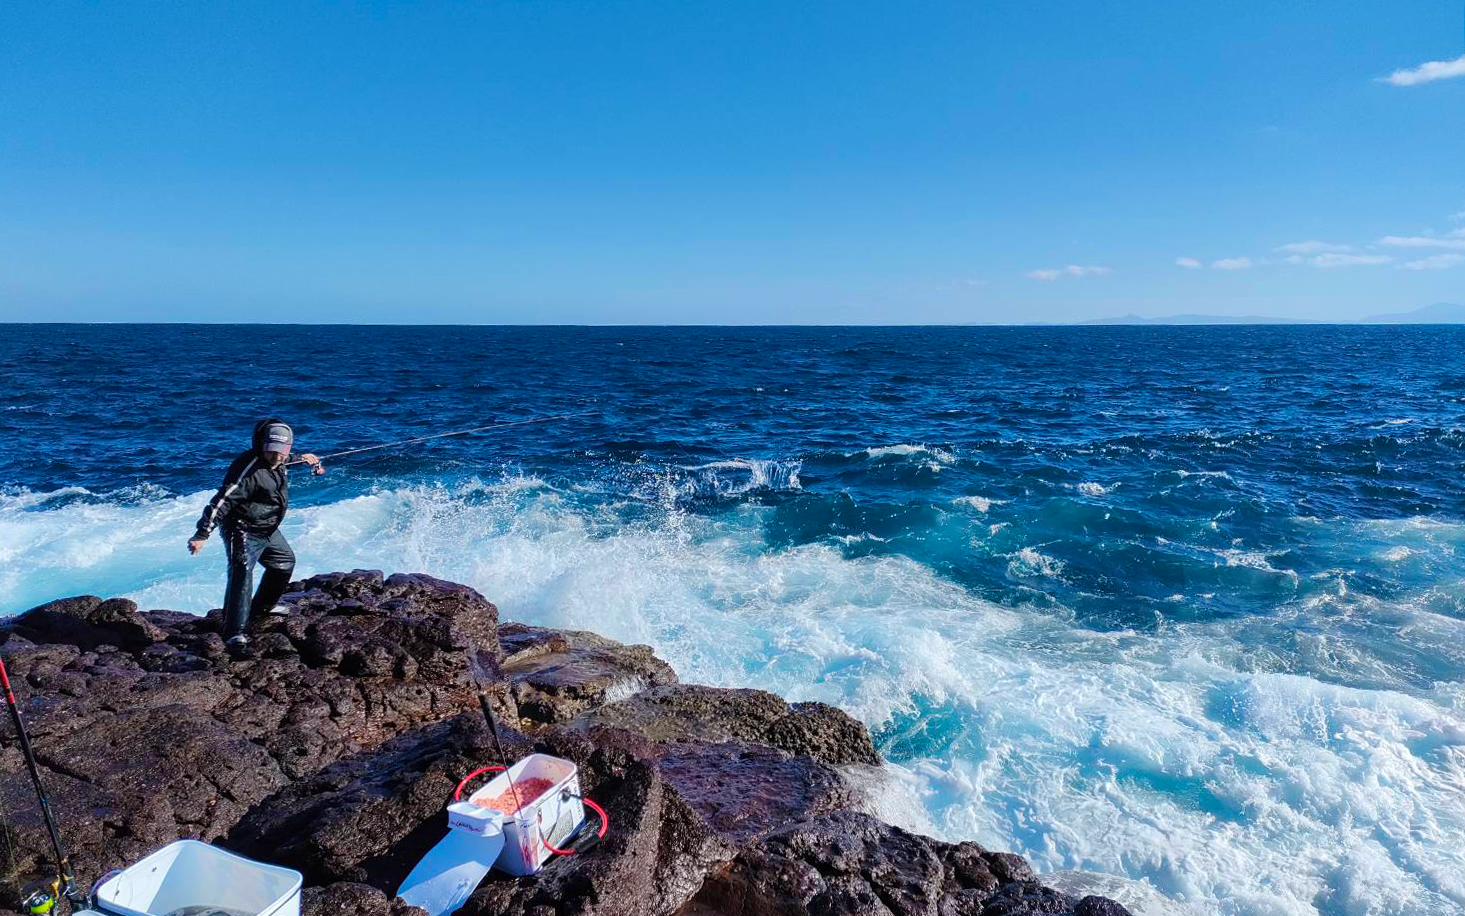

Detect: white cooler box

[459,752,584,876]
[397,753,586,916]
[95,840,302,916]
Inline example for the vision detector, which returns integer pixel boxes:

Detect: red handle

[542,798,609,856]
[453,765,506,802]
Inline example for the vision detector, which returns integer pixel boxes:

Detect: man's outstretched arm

[189,454,258,552]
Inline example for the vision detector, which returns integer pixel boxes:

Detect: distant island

[1050,302,1465,327]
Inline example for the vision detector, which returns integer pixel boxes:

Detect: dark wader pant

[221,526,295,639]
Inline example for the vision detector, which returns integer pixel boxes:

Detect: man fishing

[187,419,324,654]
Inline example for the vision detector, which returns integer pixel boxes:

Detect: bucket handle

[540,796,608,856]
[452,765,506,802]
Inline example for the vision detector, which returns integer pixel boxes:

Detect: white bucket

[460,753,585,877]
[95,841,302,916]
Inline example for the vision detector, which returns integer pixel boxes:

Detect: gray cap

[262,423,294,453]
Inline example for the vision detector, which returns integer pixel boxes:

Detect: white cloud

[1308,253,1393,268]
[1381,54,1465,86]
[1452,211,1465,222]
[1276,241,1353,254]
[1379,235,1465,250]
[1211,257,1253,270]
[1402,253,1465,270]
[1026,265,1111,281]
[1176,257,1202,269]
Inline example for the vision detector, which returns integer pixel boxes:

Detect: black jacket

[194,419,293,539]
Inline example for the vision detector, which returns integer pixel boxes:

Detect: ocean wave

[856,443,957,465]
[0,485,96,510]
[1005,546,1067,580]
[953,495,1003,512]
[4,480,1465,915]
[1170,470,1235,482]
[677,458,803,496]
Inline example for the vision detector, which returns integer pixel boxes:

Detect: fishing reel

[17,875,85,916]
[19,878,60,916]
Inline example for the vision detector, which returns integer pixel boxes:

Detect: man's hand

[187,538,207,555]
[298,453,326,476]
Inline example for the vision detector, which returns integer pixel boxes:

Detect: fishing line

[287,412,594,466]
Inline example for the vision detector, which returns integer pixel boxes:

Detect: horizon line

[4,320,1465,329]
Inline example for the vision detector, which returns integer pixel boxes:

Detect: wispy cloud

[1402,253,1465,270]
[1379,235,1465,250]
[1183,211,1464,275]
[1380,54,1465,86]
[1276,241,1352,254]
[1309,253,1392,268]
[1026,265,1111,281]
[1211,257,1253,270]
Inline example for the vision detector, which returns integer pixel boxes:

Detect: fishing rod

[466,650,523,814]
[286,412,593,467]
[0,655,86,915]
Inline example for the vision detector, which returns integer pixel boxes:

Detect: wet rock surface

[0,572,1129,916]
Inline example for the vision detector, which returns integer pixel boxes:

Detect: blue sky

[1,1,1461,324]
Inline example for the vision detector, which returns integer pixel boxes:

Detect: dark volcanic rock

[230,714,532,886]
[653,741,857,846]
[571,683,880,766]
[0,571,499,892]
[499,623,677,726]
[692,811,1111,916]
[302,881,426,916]
[1073,898,1134,916]
[5,596,166,652]
[0,572,1129,916]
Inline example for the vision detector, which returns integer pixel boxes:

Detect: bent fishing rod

[286,412,593,467]
[0,655,86,914]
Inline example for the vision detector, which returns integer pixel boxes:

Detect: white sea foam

[1005,546,1066,580]
[3,484,1464,916]
[0,485,94,511]
[860,444,957,465]
[679,459,802,495]
[1173,470,1234,482]
[953,495,1002,512]
[1076,481,1117,497]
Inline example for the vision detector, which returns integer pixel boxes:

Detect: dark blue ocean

[4,325,1464,916]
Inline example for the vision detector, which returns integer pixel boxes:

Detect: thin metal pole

[286,412,592,466]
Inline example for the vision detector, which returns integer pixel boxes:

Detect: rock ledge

[0,571,1129,916]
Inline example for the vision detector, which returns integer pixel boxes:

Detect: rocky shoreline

[0,571,1130,916]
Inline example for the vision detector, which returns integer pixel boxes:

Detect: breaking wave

[4,477,1463,916]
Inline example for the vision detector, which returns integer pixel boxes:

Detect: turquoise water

[3,324,1464,915]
